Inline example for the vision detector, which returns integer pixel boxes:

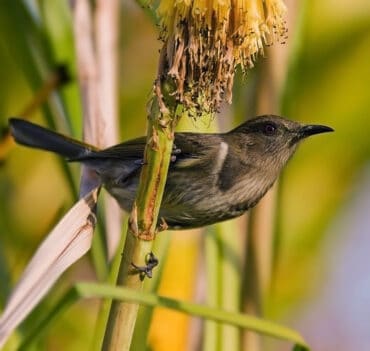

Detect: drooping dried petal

[0,188,99,348]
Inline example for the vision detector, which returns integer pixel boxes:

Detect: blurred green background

[0,0,370,350]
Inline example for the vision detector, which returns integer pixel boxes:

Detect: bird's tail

[9,118,96,160]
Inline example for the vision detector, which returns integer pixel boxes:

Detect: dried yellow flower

[155,0,287,117]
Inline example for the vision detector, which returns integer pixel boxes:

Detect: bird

[9,115,333,230]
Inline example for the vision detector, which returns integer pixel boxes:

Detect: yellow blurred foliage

[149,230,202,351]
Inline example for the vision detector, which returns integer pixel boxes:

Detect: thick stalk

[102,81,178,349]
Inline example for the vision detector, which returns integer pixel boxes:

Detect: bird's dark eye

[263,123,277,135]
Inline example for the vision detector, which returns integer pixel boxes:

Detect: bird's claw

[157,217,168,232]
[131,252,159,279]
[170,144,182,162]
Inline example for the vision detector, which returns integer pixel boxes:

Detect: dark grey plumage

[9,115,333,229]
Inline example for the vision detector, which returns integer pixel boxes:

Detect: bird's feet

[157,217,168,232]
[170,144,182,162]
[131,252,159,279]
[133,145,180,166]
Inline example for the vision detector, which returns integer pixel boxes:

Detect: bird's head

[229,115,333,172]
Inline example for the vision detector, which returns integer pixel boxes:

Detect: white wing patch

[213,141,229,175]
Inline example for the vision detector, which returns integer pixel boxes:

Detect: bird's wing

[168,133,220,169]
[70,136,147,161]
[72,133,219,168]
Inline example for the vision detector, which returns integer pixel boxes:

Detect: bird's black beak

[290,124,333,145]
[299,124,334,138]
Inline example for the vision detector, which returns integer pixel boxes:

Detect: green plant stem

[218,220,242,351]
[102,83,178,349]
[203,226,221,351]
[102,235,154,350]
[91,221,128,351]
[130,232,172,350]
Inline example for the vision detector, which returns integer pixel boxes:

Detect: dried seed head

[156,0,287,118]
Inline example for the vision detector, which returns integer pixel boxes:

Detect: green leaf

[20,281,309,349]
[77,283,309,349]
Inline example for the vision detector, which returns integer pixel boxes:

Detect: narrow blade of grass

[76,282,310,350]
